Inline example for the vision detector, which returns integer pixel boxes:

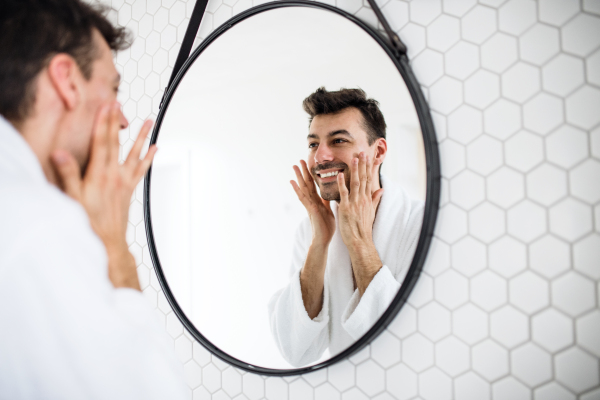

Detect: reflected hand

[336,152,383,295]
[51,101,157,290]
[290,160,336,247]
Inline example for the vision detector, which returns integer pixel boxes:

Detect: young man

[0,0,187,398]
[269,88,424,367]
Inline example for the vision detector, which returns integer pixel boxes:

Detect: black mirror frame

[143,0,441,376]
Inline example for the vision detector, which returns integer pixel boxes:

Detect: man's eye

[308,143,317,149]
[333,139,346,144]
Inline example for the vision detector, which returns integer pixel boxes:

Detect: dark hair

[302,87,387,145]
[0,0,131,122]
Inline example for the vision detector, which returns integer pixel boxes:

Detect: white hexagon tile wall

[101,0,600,398]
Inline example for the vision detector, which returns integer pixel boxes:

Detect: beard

[311,161,351,202]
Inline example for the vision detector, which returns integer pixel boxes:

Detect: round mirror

[146,2,439,374]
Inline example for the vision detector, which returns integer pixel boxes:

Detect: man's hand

[291,160,335,247]
[51,101,157,291]
[336,152,384,296]
[291,160,336,318]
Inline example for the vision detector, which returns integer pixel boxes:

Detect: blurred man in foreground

[0,0,187,398]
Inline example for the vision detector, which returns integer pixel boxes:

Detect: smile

[319,171,339,178]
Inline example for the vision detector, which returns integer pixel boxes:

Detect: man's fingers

[291,180,312,209]
[107,102,121,165]
[293,165,308,192]
[349,156,360,201]
[126,119,153,168]
[51,150,82,200]
[360,153,369,197]
[372,188,384,209]
[337,172,349,203]
[133,145,158,182]
[86,104,111,177]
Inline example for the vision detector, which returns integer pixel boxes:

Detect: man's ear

[47,54,81,111]
[374,138,387,164]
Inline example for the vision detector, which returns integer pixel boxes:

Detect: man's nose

[314,143,334,164]
[119,109,129,130]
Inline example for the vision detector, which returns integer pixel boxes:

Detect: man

[268,88,424,367]
[0,0,187,398]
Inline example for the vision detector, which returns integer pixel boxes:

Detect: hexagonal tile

[445,42,479,80]
[534,383,575,400]
[499,0,536,35]
[592,127,600,160]
[549,198,593,241]
[402,333,434,372]
[340,388,366,400]
[505,131,544,173]
[447,105,482,145]
[588,49,600,87]
[315,383,339,400]
[546,125,588,169]
[386,364,417,400]
[409,0,441,25]
[429,77,463,115]
[412,49,444,87]
[529,235,571,279]
[202,364,222,394]
[542,54,585,97]
[455,372,490,400]
[424,238,450,277]
[552,271,596,317]
[400,23,426,59]
[222,368,242,397]
[490,305,529,348]
[502,63,541,103]
[481,33,518,74]
[571,160,600,204]
[574,234,600,279]
[328,360,355,392]
[577,310,600,357]
[487,167,524,208]
[471,271,507,312]
[382,0,408,31]
[442,0,476,17]
[435,336,470,377]
[509,271,550,314]
[243,373,264,400]
[427,15,460,52]
[489,236,527,278]
[467,135,503,176]
[419,368,452,400]
[453,303,489,344]
[523,93,564,135]
[452,236,486,277]
[520,24,561,65]
[539,0,580,26]
[371,331,400,368]
[193,342,212,367]
[418,302,451,342]
[511,343,552,387]
[349,346,370,366]
[555,347,600,392]
[265,377,288,400]
[437,204,468,244]
[408,274,434,310]
[507,200,547,242]
[439,139,466,178]
[566,86,600,129]
[492,377,530,400]
[434,270,469,310]
[450,171,485,210]
[464,70,500,109]
[483,99,521,140]
[303,369,327,388]
[532,309,574,352]
[472,339,509,381]
[562,14,600,57]
[462,6,497,44]
[356,360,385,397]
[289,379,312,400]
[526,164,568,206]
[469,202,505,243]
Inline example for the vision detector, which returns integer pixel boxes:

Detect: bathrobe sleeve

[268,219,330,367]
[341,199,425,340]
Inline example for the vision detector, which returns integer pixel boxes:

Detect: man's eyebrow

[307,130,354,140]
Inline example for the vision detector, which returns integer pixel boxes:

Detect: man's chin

[318,183,341,202]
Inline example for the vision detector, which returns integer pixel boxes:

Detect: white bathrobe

[268,175,424,367]
[0,116,187,399]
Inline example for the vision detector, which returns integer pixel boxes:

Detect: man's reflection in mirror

[268,88,424,367]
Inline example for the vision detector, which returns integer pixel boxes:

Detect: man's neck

[15,115,61,186]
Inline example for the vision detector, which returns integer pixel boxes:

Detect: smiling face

[307,107,386,201]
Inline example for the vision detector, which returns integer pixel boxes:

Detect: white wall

[110,0,600,398]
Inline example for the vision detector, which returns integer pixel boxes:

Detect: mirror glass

[150,6,426,370]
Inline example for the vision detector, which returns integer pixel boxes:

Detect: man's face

[62,30,128,173]
[307,107,381,201]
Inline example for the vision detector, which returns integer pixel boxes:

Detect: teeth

[321,171,339,178]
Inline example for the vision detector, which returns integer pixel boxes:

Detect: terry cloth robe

[0,115,187,399]
[268,175,424,367]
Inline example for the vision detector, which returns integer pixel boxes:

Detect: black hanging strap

[364,0,407,58]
